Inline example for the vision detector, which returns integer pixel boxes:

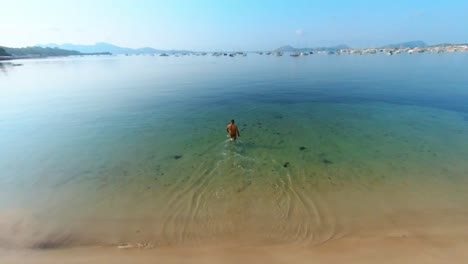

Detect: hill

[274,45,296,52]
[1,46,111,57]
[3,46,80,57]
[0,47,10,56]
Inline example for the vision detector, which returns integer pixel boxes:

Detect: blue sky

[1,0,467,50]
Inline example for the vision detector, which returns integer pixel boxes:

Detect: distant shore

[2,42,467,60]
[0,53,112,61]
[0,46,112,61]
[333,44,468,55]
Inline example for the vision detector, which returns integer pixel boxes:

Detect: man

[226,119,240,142]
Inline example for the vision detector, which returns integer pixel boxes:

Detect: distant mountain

[274,45,296,52]
[40,42,191,55]
[379,41,427,49]
[273,44,351,52]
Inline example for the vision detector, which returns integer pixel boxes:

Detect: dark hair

[231,119,235,123]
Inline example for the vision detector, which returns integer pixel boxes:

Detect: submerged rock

[283,162,290,168]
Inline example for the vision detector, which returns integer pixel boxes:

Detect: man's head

[231,119,235,124]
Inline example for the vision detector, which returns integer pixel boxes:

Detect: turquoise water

[1,54,468,248]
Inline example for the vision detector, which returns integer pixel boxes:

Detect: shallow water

[1,54,468,249]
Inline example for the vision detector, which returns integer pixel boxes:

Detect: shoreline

[2,230,468,264]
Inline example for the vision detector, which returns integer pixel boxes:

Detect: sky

[1,0,467,51]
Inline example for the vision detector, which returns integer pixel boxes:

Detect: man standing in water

[227,119,240,142]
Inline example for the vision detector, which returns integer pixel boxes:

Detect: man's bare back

[227,119,240,141]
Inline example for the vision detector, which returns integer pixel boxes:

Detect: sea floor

[1,101,468,253]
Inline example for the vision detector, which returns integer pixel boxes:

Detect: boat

[290,52,300,57]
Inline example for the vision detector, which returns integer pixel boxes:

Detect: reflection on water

[0,61,24,76]
[0,62,8,75]
[0,54,468,249]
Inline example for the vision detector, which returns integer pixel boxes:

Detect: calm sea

[1,53,468,248]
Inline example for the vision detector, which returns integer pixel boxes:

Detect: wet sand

[2,230,468,264]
